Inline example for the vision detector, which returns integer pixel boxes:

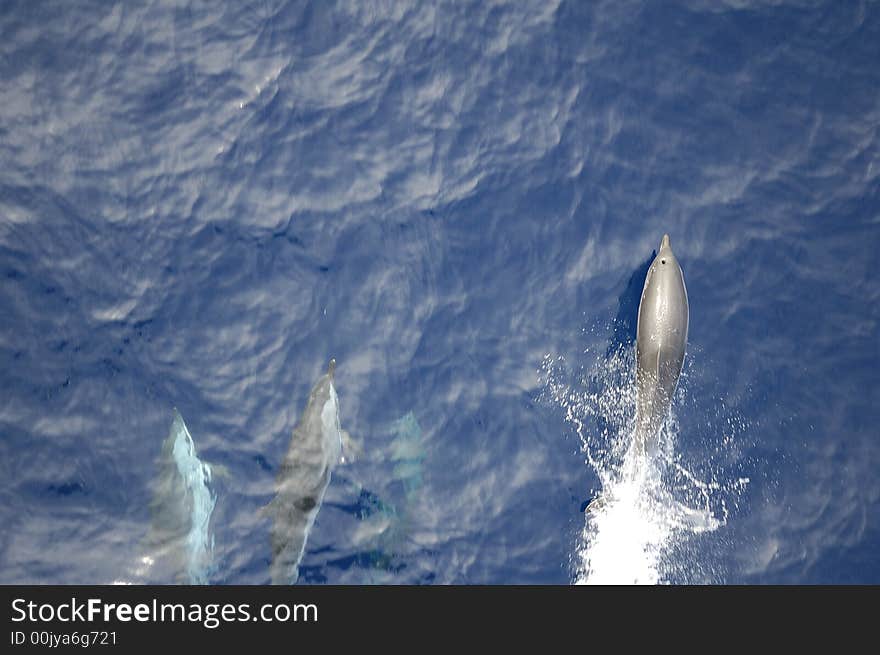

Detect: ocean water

[1,0,878,584]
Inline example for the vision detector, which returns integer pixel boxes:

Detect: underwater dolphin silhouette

[146,410,216,584]
[264,359,351,584]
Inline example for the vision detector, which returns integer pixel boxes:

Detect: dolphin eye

[661,259,666,265]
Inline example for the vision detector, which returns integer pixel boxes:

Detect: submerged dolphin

[146,410,217,584]
[265,359,350,585]
[632,233,689,457]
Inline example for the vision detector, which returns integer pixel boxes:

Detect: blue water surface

[1,0,878,584]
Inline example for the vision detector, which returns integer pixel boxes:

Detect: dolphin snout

[660,234,671,250]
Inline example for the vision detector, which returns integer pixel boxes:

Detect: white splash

[578,463,667,585]
[541,340,746,585]
[577,447,718,585]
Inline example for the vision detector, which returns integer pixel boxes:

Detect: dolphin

[264,359,351,585]
[632,233,689,458]
[145,409,217,584]
[585,234,688,514]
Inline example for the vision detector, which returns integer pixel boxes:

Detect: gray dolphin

[632,233,689,457]
[264,359,349,585]
[586,234,689,514]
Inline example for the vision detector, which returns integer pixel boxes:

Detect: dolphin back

[147,410,216,584]
[633,235,689,454]
[267,362,345,584]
